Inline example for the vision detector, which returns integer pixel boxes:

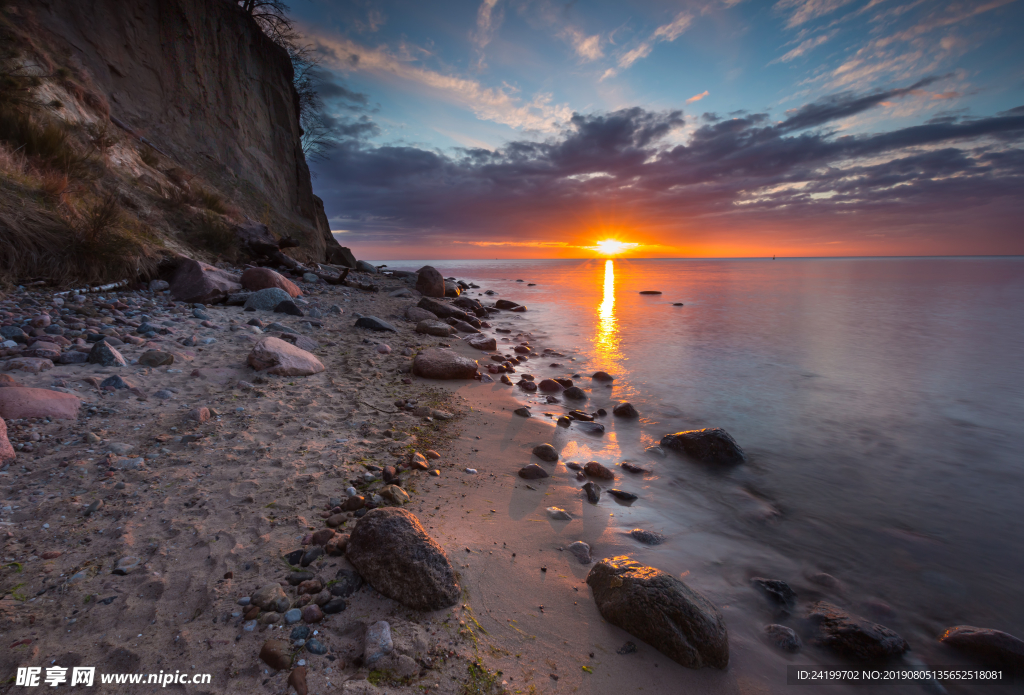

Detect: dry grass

[39,169,67,200]
[196,187,227,214]
[185,211,236,257]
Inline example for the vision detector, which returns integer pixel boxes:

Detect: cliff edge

[0,0,353,286]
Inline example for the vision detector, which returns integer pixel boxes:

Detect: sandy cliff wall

[17,0,343,264]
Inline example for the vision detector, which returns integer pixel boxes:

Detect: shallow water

[382,257,1024,689]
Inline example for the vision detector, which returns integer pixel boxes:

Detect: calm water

[382,257,1024,687]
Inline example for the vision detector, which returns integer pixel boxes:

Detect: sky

[288,0,1024,258]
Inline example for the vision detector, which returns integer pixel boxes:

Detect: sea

[376,256,1024,690]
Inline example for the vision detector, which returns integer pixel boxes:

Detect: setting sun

[590,239,639,256]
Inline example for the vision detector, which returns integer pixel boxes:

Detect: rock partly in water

[563,386,587,400]
[345,508,460,610]
[765,624,801,652]
[248,337,325,377]
[613,402,639,418]
[415,266,445,298]
[532,443,559,462]
[587,556,729,669]
[584,461,615,479]
[582,481,601,503]
[630,529,666,545]
[751,577,796,609]
[661,428,745,465]
[939,626,1024,668]
[805,601,908,660]
[465,334,497,351]
[412,348,478,380]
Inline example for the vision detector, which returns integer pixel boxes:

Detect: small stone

[546,506,572,520]
[323,597,347,614]
[301,604,324,623]
[592,371,615,382]
[607,489,638,501]
[568,541,591,564]
[187,407,210,423]
[513,407,531,417]
[300,546,325,567]
[288,666,308,695]
[259,639,292,671]
[284,608,303,625]
[113,556,141,575]
[612,402,638,418]
[305,637,328,655]
[290,625,311,642]
[138,350,174,367]
[364,621,393,665]
[563,386,587,400]
[584,462,615,479]
[532,443,558,462]
[629,529,665,545]
[87,341,126,366]
[518,464,549,480]
[751,578,797,608]
[617,641,638,655]
[765,624,801,652]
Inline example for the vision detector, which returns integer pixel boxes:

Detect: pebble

[305,638,327,655]
[568,541,591,564]
[464,468,478,474]
[607,489,638,501]
[284,608,302,624]
[290,625,311,642]
[546,507,572,520]
[364,621,394,666]
[582,481,601,503]
[629,529,666,545]
[113,556,141,575]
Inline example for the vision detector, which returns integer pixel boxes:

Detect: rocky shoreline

[0,263,1021,694]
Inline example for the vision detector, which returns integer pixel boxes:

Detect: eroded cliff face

[12,0,343,265]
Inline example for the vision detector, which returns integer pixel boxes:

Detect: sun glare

[591,239,638,256]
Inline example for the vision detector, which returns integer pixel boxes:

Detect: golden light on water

[590,239,639,256]
[596,259,618,360]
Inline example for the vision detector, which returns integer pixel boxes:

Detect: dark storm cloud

[311,80,1024,243]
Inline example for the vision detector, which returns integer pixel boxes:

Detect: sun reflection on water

[596,259,618,363]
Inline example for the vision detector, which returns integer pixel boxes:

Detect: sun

[591,239,639,256]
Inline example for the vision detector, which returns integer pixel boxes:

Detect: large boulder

[805,601,908,660]
[444,280,461,298]
[240,268,302,298]
[939,626,1024,667]
[661,428,745,464]
[356,260,378,274]
[346,508,460,611]
[3,357,53,373]
[415,266,445,298]
[0,418,14,463]
[412,349,478,379]
[169,258,241,304]
[244,287,293,312]
[0,387,81,420]
[587,556,729,669]
[248,337,325,377]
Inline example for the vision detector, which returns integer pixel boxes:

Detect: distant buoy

[673,303,684,306]
[639,290,662,295]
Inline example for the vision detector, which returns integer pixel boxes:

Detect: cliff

[0,0,352,286]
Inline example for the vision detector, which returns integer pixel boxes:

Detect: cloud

[311,81,1024,253]
[603,12,694,79]
[561,27,603,61]
[770,32,835,64]
[686,91,710,104]
[774,0,859,28]
[779,75,946,131]
[307,30,572,132]
[473,0,504,52]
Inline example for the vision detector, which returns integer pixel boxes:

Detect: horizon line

[362,254,1024,262]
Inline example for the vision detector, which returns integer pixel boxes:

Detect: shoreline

[0,265,1013,695]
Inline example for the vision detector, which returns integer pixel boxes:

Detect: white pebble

[464,468,477,474]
